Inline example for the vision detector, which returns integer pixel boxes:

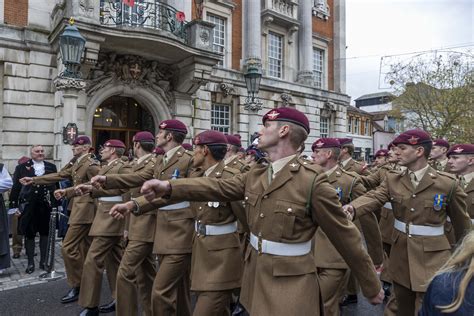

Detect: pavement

[0,235,385,315]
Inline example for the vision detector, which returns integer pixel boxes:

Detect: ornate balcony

[100,0,187,42]
[261,0,299,30]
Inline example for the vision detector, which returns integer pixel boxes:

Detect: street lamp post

[59,18,86,78]
[244,60,263,111]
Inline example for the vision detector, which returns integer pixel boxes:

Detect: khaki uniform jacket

[86,158,131,236]
[314,167,372,269]
[127,155,157,243]
[351,166,471,292]
[360,163,398,244]
[465,179,474,220]
[159,156,381,316]
[105,146,194,254]
[33,154,100,224]
[190,161,248,292]
[342,158,370,176]
[226,156,251,173]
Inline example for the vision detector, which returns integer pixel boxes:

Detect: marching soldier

[344,129,471,315]
[224,134,250,173]
[73,139,131,316]
[311,138,379,315]
[133,107,384,315]
[338,138,370,176]
[447,144,474,221]
[19,136,100,304]
[429,139,451,172]
[91,120,194,316]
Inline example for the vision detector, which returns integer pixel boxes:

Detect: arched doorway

[92,96,155,155]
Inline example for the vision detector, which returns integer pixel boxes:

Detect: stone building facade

[0,0,349,170]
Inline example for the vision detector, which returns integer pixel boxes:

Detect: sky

[345,0,473,102]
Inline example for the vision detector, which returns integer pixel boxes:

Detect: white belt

[98,196,123,202]
[160,201,190,210]
[195,221,237,236]
[249,233,311,256]
[383,202,392,210]
[394,219,444,236]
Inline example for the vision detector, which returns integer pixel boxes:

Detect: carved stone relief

[86,53,175,104]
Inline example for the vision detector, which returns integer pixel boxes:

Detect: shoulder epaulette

[435,170,457,180]
[298,158,322,174]
[341,169,359,179]
[222,165,240,176]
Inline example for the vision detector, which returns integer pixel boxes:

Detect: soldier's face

[396,144,423,166]
[100,146,113,161]
[311,149,329,165]
[31,146,45,161]
[72,145,87,157]
[155,130,169,147]
[375,156,387,165]
[448,155,472,174]
[192,145,206,168]
[258,121,282,150]
[388,149,399,163]
[430,146,446,160]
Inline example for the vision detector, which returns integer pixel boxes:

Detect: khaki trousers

[193,290,233,316]
[116,240,155,316]
[10,215,23,255]
[393,282,424,316]
[346,271,359,295]
[78,236,123,308]
[152,254,192,316]
[61,224,92,287]
[381,242,392,283]
[318,268,350,316]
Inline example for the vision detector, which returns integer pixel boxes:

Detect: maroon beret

[233,134,242,140]
[337,138,353,146]
[181,143,193,151]
[133,131,155,143]
[447,144,474,156]
[392,129,432,146]
[159,119,187,135]
[193,130,228,146]
[375,149,389,157]
[432,139,450,149]
[104,139,126,149]
[262,107,310,134]
[18,156,30,165]
[72,135,91,146]
[312,138,341,151]
[225,134,242,147]
[154,147,165,155]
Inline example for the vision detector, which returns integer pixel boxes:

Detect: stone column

[297,0,314,85]
[333,0,346,93]
[243,0,263,140]
[54,77,86,166]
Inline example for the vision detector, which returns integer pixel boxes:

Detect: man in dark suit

[10,145,59,274]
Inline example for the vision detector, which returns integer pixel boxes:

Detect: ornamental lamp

[59,18,86,78]
[244,62,263,110]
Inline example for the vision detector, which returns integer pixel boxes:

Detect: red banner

[123,0,135,7]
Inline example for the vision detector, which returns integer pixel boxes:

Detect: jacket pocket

[165,208,194,222]
[423,236,451,252]
[272,255,316,277]
[205,234,240,251]
[272,200,306,239]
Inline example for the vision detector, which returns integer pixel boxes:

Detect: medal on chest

[335,187,343,201]
[433,194,445,211]
[171,168,180,179]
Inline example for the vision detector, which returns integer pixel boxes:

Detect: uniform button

[245,196,249,201]
[34,191,38,193]
[198,220,202,223]
[198,207,202,210]
[412,194,416,198]
[287,208,293,213]
[263,195,268,199]
[390,197,394,201]
[161,172,165,175]
[410,208,415,212]
[259,213,264,218]
[258,232,262,237]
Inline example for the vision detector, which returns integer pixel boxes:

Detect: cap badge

[160,122,167,129]
[453,147,464,153]
[267,110,280,120]
[315,141,324,148]
[408,136,419,145]
[290,163,298,168]
[105,142,110,146]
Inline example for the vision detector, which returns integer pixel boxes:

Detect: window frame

[206,13,227,67]
[268,31,284,79]
[211,103,231,134]
[313,48,325,89]
[320,116,329,138]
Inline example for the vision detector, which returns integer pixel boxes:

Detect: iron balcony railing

[100,0,187,42]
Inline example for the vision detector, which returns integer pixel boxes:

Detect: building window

[207,14,226,67]
[313,48,324,88]
[347,117,352,133]
[268,32,283,78]
[354,118,360,134]
[320,117,329,137]
[365,120,371,136]
[211,104,230,133]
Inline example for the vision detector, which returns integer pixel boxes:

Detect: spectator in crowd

[420,230,474,315]
[9,145,59,274]
[10,156,30,258]
[0,160,13,273]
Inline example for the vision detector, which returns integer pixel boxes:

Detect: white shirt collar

[165,145,181,162]
[408,164,430,182]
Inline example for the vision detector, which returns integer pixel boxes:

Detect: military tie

[162,155,168,167]
[268,164,274,184]
[459,176,467,190]
[409,171,418,189]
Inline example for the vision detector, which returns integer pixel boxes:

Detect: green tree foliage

[386,52,473,143]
